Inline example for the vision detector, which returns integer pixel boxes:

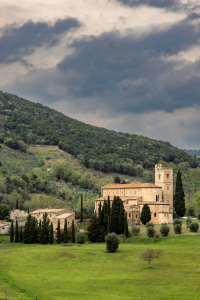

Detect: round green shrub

[186,217,192,228]
[173,219,182,227]
[75,232,85,244]
[146,222,154,228]
[160,224,170,237]
[174,224,181,234]
[105,232,120,253]
[197,213,200,221]
[147,227,155,238]
[189,222,199,232]
[131,226,140,236]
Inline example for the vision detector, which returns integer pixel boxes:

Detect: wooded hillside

[0,91,198,175]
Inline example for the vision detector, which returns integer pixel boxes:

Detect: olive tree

[140,247,163,269]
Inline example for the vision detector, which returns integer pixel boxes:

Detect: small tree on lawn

[57,220,61,244]
[15,220,19,243]
[140,204,151,225]
[71,220,75,243]
[49,222,54,244]
[105,232,120,253]
[10,220,14,243]
[140,247,163,269]
[63,219,68,243]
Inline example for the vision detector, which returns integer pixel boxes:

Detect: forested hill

[0,91,198,175]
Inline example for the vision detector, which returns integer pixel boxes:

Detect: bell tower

[155,164,173,211]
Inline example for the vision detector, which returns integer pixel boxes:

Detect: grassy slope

[1,234,200,300]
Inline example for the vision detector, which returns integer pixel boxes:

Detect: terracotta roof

[95,196,142,201]
[102,183,161,189]
[30,209,66,214]
[55,213,74,219]
[0,224,10,228]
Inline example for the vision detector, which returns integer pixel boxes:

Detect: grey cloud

[0,18,81,64]
[115,0,181,10]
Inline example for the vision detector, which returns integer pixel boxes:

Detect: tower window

[136,214,137,218]
[167,186,169,190]
[156,195,159,202]
[167,173,169,179]
[129,213,131,218]
[154,213,156,217]
[159,174,161,179]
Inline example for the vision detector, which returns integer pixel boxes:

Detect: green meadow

[1,235,200,300]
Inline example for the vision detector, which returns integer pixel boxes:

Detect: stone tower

[155,164,173,211]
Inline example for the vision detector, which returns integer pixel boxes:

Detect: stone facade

[30,208,75,230]
[0,222,10,235]
[95,164,173,224]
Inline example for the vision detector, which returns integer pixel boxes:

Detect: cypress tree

[64,219,68,243]
[57,220,61,244]
[15,220,19,243]
[24,215,38,244]
[16,199,18,209]
[174,170,186,218]
[140,203,151,225]
[98,202,102,216]
[107,215,110,234]
[110,196,121,234]
[19,227,23,243]
[10,220,14,243]
[87,213,106,243]
[124,213,129,238]
[107,196,110,217]
[119,200,125,234]
[71,220,75,243]
[39,213,50,244]
[49,222,54,244]
[103,200,108,230]
[80,194,83,222]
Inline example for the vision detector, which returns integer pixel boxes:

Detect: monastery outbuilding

[30,208,75,230]
[95,164,173,224]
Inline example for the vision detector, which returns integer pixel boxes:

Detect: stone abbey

[95,164,173,224]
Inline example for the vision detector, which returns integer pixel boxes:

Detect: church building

[95,164,173,224]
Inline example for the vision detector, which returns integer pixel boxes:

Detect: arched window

[167,173,169,179]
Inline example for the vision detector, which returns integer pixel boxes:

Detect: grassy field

[1,234,200,300]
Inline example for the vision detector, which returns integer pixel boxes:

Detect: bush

[186,217,192,228]
[173,211,177,219]
[186,205,195,217]
[131,226,140,236]
[105,232,120,253]
[147,227,155,238]
[146,222,154,228]
[173,219,182,227]
[174,224,182,234]
[189,222,199,232]
[160,224,170,237]
[76,232,85,244]
[154,232,160,238]
[197,213,200,220]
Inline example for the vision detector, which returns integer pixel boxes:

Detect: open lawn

[1,235,200,300]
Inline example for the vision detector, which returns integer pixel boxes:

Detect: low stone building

[0,222,10,235]
[95,164,173,224]
[30,208,75,230]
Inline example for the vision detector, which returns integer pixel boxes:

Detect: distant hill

[0,91,199,175]
[183,149,200,157]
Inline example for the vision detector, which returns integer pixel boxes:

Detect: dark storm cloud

[56,18,200,113]
[115,0,181,10]
[3,16,200,116]
[0,18,81,64]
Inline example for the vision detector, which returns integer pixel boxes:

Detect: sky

[1,0,200,149]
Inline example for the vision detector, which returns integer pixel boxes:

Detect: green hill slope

[0,90,198,175]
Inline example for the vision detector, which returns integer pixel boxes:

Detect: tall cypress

[57,220,61,244]
[15,220,19,243]
[103,200,108,230]
[64,219,68,243]
[124,213,129,238]
[119,200,125,234]
[107,215,110,234]
[87,213,105,243]
[110,196,121,234]
[98,202,102,216]
[39,213,50,244]
[80,194,83,222]
[19,227,23,243]
[10,220,14,243]
[24,214,38,244]
[49,222,54,244]
[107,196,110,217]
[16,199,18,209]
[71,220,75,243]
[140,203,151,225]
[174,170,186,218]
